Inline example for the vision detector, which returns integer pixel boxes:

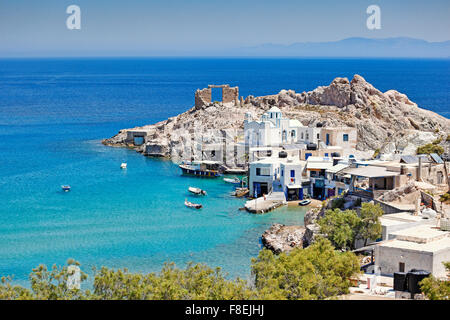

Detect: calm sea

[0,58,448,284]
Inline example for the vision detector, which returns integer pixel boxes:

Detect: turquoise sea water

[0,58,448,283]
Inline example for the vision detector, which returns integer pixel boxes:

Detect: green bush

[420,262,450,300]
[251,239,361,300]
[417,143,444,156]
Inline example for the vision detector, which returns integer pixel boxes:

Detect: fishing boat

[179,161,221,178]
[223,177,240,184]
[233,188,249,198]
[185,199,202,209]
[298,199,311,206]
[61,185,71,192]
[120,163,127,169]
[188,187,207,196]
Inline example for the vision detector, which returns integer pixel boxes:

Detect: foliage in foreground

[0,239,361,300]
[317,203,383,250]
[251,238,361,300]
[420,262,450,300]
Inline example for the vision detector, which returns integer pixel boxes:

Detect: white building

[244,107,356,150]
[375,224,450,279]
[249,158,280,197]
[244,107,305,147]
[249,156,306,199]
[280,159,308,201]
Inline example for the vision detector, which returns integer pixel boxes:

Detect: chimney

[400,165,406,175]
[417,156,422,181]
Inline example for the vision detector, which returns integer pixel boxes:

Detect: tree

[416,141,444,156]
[251,238,361,300]
[0,261,257,300]
[358,202,383,246]
[420,262,450,300]
[91,262,257,300]
[317,208,361,250]
[0,259,88,300]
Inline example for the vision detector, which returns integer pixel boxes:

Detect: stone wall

[195,85,239,108]
[195,88,212,108]
[222,86,239,104]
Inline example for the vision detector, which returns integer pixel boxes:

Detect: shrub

[251,239,361,300]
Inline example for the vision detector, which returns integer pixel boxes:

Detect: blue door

[305,153,312,160]
[299,188,304,200]
[326,133,330,146]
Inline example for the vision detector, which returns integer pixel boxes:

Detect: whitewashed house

[244,107,305,147]
[249,158,281,197]
[244,108,356,150]
[280,159,307,201]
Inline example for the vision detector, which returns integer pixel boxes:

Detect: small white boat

[120,163,127,169]
[188,187,207,196]
[185,199,202,209]
[299,199,311,206]
[223,177,240,185]
[61,185,71,192]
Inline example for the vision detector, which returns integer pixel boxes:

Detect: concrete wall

[433,250,450,279]
[374,199,411,214]
[249,162,277,196]
[375,245,434,276]
[321,127,357,150]
[280,162,303,190]
[125,131,147,145]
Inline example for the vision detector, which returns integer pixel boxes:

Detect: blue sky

[0,0,449,57]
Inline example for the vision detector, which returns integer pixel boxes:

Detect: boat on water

[185,199,202,209]
[188,187,207,195]
[298,199,311,206]
[223,177,240,184]
[61,185,71,192]
[120,163,127,169]
[233,187,249,198]
[179,160,221,178]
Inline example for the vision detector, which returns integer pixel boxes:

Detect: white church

[244,107,321,147]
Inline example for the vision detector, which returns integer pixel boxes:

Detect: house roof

[267,106,281,113]
[342,166,401,178]
[307,162,334,170]
[326,164,349,173]
[430,153,444,164]
[289,119,303,128]
[400,155,419,164]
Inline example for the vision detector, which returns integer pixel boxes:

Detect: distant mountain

[234,37,450,58]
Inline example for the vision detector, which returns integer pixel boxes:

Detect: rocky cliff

[103,75,450,159]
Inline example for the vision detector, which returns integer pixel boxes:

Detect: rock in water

[261,224,306,254]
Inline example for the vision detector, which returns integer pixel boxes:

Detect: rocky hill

[103,75,450,159]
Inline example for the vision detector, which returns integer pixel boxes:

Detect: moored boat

[120,163,127,169]
[185,199,202,209]
[188,187,207,195]
[223,177,240,184]
[179,160,221,178]
[298,199,311,206]
[234,188,249,198]
[61,185,71,192]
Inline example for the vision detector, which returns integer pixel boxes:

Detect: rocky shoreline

[261,224,306,254]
